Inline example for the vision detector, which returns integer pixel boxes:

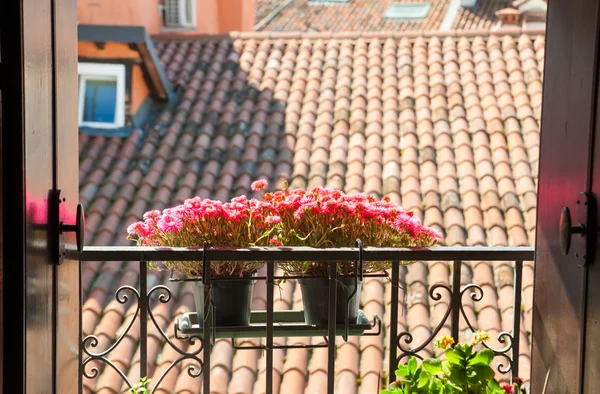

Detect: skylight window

[384,3,432,19]
[308,0,350,4]
[78,63,126,129]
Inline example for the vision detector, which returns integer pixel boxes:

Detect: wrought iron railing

[79,245,534,394]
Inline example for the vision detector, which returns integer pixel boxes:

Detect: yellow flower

[472,330,491,346]
[434,335,455,350]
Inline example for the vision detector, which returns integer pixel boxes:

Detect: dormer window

[78,63,126,129]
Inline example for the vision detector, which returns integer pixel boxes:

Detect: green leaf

[446,364,468,386]
[423,359,443,375]
[488,378,501,390]
[469,364,495,381]
[440,379,464,393]
[395,364,410,377]
[430,379,443,393]
[418,370,431,388]
[444,348,463,365]
[442,360,452,377]
[408,357,418,373]
[463,344,473,359]
[466,364,496,389]
[453,344,467,357]
[469,349,495,366]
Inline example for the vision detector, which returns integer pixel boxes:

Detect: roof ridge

[152,27,546,41]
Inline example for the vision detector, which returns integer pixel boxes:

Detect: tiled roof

[80,31,543,393]
[256,0,284,23]
[453,1,513,30]
[254,0,514,32]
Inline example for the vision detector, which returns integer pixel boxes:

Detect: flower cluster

[433,330,492,351]
[126,196,273,277]
[434,335,455,350]
[127,180,442,277]
[472,330,492,346]
[259,181,441,275]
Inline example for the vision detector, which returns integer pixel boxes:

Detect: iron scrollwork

[82,285,140,389]
[396,282,518,377]
[81,283,204,392]
[397,283,454,363]
[459,284,515,374]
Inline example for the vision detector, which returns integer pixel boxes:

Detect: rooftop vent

[384,3,432,19]
[496,7,521,26]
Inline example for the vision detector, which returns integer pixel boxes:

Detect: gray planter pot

[191,277,254,327]
[297,277,362,325]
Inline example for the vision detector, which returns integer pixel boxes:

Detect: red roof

[255,0,515,32]
[80,31,543,393]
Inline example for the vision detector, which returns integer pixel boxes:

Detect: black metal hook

[363,314,382,337]
[202,241,209,284]
[174,318,188,341]
[356,238,364,282]
[210,300,216,345]
[343,239,365,342]
[200,241,216,345]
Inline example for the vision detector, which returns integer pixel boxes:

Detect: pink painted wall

[77,0,255,34]
[78,0,162,33]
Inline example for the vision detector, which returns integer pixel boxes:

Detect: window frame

[78,62,126,129]
[161,0,197,30]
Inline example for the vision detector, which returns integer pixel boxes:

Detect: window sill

[160,26,198,33]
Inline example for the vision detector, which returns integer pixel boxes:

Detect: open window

[77,63,125,129]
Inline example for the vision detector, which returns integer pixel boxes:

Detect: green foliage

[129,376,150,394]
[380,343,526,394]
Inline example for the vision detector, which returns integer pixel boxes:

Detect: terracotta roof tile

[253,0,536,33]
[80,32,542,392]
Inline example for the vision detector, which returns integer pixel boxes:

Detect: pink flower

[223,207,246,222]
[513,377,524,386]
[251,179,268,192]
[157,214,183,232]
[265,215,282,224]
[293,207,305,219]
[393,213,431,239]
[127,222,153,238]
[143,210,161,220]
[500,383,515,394]
[270,237,283,246]
[127,222,143,236]
[421,226,443,240]
[231,195,248,204]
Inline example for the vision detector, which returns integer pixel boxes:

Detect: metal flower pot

[192,277,254,327]
[297,276,362,325]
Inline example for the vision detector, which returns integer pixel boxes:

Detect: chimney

[461,0,477,7]
[496,8,521,26]
[514,0,547,28]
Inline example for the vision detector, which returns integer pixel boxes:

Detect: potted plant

[255,181,441,325]
[127,179,440,328]
[126,189,275,327]
[381,332,527,394]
